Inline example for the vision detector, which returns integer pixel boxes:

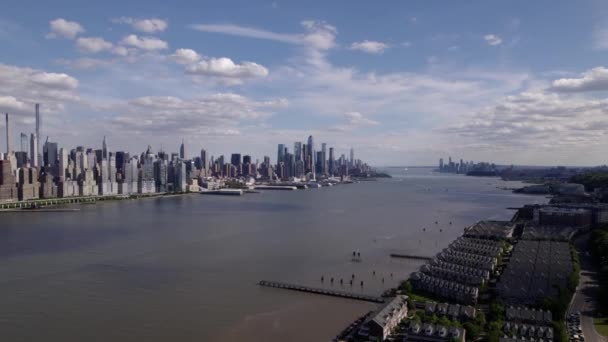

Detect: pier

[389,253,433,261]
[258,280,385,303]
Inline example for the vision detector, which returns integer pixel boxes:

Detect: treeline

[590,224,608,314]
[570,172,608,192]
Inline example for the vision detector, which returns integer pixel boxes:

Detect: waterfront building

[356,295,408,341]
[78,168,97,196]
[321,143,327,175]
[18,167,40,201]
[0,159,17,202]
[39,172,58,199]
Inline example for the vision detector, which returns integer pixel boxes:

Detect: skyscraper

[321,143,327,175]
[329,147,335,175]
[35,104,41,164]
[5,113,11,154]
[200,149,207,169]
[102,136,108,160]
[349,147,354,167]
[294,142,302,161]
[231,153,241,166]
[20,133,28,153]
[277,144,285,166]
[307,135,315,177]
[30,133,38,167]
[180,139,185,159]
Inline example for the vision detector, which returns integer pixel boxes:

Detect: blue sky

[1,0,607,165]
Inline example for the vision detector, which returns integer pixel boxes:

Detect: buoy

[360,281,364,286]
[340,279,343,284]
[382,278,384,283]
[321,276,324,282]
[352,273,355,279]
[390,273,393,277]
[373,270,376,275]
[330,277,334,283]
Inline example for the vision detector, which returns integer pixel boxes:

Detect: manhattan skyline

[1,1,608,166]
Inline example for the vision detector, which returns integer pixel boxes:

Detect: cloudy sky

[1,0,607,166]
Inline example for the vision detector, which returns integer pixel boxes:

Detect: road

[569,233,607,342]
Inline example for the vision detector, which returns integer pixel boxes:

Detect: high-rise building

[294,142,302,161]
[0,159,17,202]
[180,139,185,159]
[307,135,315,178]
[277,144,285,167]
[35,104,40,160]
[43,139,58,169]
[102,136,108,160]
[350,147,355,167]
[321,143,327,175]
[231,153,242,167]
[5,113,12,154]
[329,147,335,175]
[200,149,207,170]
[20,133,28,153]
[29,133,38,167]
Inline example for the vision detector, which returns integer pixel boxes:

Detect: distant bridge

[258,280,385,303]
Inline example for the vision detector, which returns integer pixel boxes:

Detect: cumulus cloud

[76,37,113,53]
[170,48,268,82]
[550,66,608,92]
[170,48,201,64]
[446,90,608,150]
[120,34,168,50]
[46,18,84,39]
[483,34,502,46]
[186,58,268,78]
[0,63,79,116]
[350,40,389,54]
[113,17,168,33]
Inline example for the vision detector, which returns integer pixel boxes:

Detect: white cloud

[76,37,113,53]
[350,40,388,54]
[120,34,168,51]
[483,34,502,46]
[56,58,111,70]
[446,90,608,151]
[113,17,168,33]
[0,64,79,117]
[107,93,286,136]
[344,111,379,126]
[170,48,201,64]
[169,48,268,82]
[190,20,337,51]
[187,57,269,79]
[46,18,84,39]
[111,46,129,56]
[550,66,608,92]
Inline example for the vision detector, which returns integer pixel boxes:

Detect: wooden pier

[258,280,385,303]
[389,253,433,261]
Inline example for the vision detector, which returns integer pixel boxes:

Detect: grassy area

[594,317,608,337]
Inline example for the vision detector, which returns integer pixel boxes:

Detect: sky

[0,0,607,166]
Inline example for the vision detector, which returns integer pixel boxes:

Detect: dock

[200,189,244,196]
[258,280,385,303]
[389,253,433,261]
[253,185,298,191]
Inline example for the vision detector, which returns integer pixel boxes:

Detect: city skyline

[1,1,608,166]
